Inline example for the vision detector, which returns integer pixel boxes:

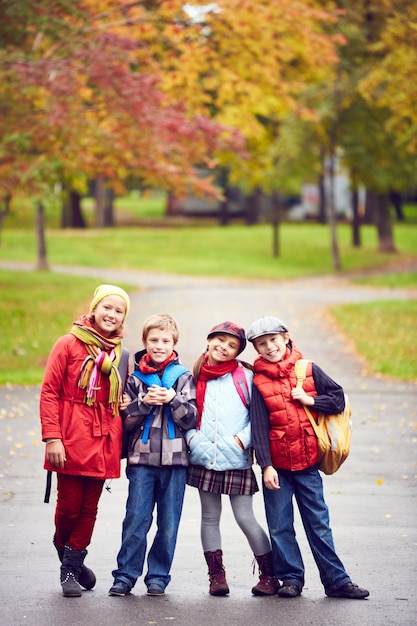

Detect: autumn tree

[0,0,247,266]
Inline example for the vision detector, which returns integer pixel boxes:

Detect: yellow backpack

[294,359,352,475]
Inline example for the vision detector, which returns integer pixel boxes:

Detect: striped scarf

[71,316,123,415]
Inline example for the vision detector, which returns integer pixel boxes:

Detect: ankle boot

[204,549,230,596]
[251,552,280,596]
[60,545,86,597]
[53,536,96,590]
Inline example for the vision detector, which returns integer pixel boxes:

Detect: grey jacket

[122,350,197,467]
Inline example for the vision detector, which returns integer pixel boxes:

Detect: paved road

[0,264,416,625]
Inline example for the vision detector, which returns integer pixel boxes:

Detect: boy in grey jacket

[109,314,197,597]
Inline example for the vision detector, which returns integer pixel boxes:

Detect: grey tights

[199,490,271,555]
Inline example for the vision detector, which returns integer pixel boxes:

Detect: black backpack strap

[118,347,130,459]
[44,470,52,503]
[119,347,130,389]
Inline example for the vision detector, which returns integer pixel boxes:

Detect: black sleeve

[249,385,273,469]
[311,363,345,414]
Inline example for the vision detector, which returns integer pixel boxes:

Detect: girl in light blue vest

[186,321,278,597]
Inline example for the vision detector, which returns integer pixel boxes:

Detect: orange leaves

[0,0,343,196]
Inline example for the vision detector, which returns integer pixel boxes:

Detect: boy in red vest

[247,316,369,600]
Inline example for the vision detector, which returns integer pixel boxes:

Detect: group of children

[40,284,369,601]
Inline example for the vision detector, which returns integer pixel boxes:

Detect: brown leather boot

[204,550,230,596]
[251,552,280,596]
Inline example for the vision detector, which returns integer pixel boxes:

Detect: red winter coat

[40,334,122,479]
[253,348,319,471]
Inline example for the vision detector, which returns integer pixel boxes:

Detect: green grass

[1,222,417,279]
[352,272,417,289]
[330,300,417,381]
[4,190,167,229]
[0,265,416,385]
[1,214,416,384]
[0,271,136,385]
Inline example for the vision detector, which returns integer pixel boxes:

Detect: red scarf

[138,352,176,376]
[196,355,239,428]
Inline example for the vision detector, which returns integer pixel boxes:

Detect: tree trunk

[166,191,184,215]
[364,190,376,224]
[36,201,49,270]
[271,192,281,258]
[318,173,326,224]
[218,168,230,226]
[103,187,114,226]
[245,188,261,225]
[376,193,397,252]
[318,147,326,223]
[61,190,86,228]
[389,190,404,221]
[327,146,341,271]
[351,188,361,247]
[95,177,106,227]
[0,187,11,244]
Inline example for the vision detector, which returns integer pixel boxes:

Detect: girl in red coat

[40,284,130,597]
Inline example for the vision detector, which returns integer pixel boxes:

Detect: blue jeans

[263,465,351,595]
[112,465,187,590]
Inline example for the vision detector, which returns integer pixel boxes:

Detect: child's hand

[263,466,280,490]
[145,384,175,405]
[158,387,176,404]
[234,435,244,450]
[45,440,66,469]
[291,386,315,406]
[120,393,130,410]
[145,384,163,405]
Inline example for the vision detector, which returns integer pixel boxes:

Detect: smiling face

[253,332,289,363]
[207,333,240,365]
[143,328,176,365]
[92,295,127,337]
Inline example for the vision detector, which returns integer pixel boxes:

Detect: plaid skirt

[187,464,259,496]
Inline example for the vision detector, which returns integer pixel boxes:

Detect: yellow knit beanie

[89,284,130,317]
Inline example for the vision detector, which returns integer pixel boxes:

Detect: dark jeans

[263,465,351,594]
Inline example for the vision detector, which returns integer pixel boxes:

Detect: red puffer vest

[253,347,319,471]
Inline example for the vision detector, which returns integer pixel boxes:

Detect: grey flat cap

[247,316,288,342]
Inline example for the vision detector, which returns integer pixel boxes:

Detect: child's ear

[284,332,290,344]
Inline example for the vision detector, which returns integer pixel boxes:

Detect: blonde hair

[142,313,179,343]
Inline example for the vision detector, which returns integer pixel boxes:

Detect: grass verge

[0,271,135,385]
[0,268,416,385]
[1,222,417,279]
[330,300,417,381]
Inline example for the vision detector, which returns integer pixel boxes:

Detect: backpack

[118,348,130,459]
[127,363,188,453]
[232,364,250,408]
[294,359,352,475]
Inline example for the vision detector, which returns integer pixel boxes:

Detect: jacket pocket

[269,429,289,469]
[303,425,319,466]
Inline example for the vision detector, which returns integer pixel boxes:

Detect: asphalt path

[0,263,416,625]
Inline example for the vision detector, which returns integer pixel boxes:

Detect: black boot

[60,545,86,597]
[53,537,96,590]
